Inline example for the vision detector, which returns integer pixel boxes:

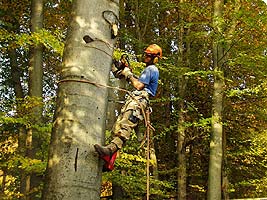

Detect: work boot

[94,143,118,157]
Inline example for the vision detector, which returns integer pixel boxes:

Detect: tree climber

[94,44,162,170]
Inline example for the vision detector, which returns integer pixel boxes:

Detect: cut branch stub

[102,10,119,38]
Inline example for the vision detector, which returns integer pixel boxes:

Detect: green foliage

[3,155,46,176]
[0,97,52,199]
[104,152,175,199]
[0,28,64,55]
[103,133,174,199]
[228,130,267,197]
[226,81,267,98]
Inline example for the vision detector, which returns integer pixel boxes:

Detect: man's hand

[121,67,133,79]
[120,56,129,68]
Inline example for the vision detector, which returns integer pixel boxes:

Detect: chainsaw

[111,54,131,79]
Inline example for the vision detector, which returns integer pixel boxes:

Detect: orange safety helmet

[144,44,162,59]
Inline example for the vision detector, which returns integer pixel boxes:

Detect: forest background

[1,0,267,199]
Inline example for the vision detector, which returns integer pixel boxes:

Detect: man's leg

[94,94,148,154]
[94,109,138,156]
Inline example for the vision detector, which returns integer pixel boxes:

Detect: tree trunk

[150,141,158,180]
[22,0,45,199]
[9,36,27,200]
[222,130,229,200]
[29,0,44,99]
[42,0,119,199]
[9,49,24,99]
[177,1,187,198]
[177,75,187,200]
[1,169,6,193]
[9,48,27,197]
[208,0,224,199]
[118,0,126,49]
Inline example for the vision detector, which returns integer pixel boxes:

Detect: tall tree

[29,0,44,99]
[23,0,45,198]
[208,0,224,199]
[42,0,119,199]
[177,1,187,199]
[177,75,187,200]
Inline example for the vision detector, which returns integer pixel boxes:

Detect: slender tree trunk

[24,0,44,199]
[8,34,27,198]
[177,1,187,198]
[208,72,224,200]
[133,1,151,55]
[177,75,187,200]
[29,0,44,99]
[25,128,33,200]
[42,0,119,199]
[164,80,171,128]
[208,0,225,199]
[150,141,158,180]
[9,49,24,98]
[222,130,229,200]
[118,0,126,49]
[9,47,28,197]
[28,0,44,118]
[1,169,6,193]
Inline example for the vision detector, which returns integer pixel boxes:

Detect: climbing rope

[145,109,151,200]
[58,78,129,94]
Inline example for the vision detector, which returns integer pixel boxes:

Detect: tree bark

[9,49,24,99]
[177,75,187,200]
[177,1,187,198]
[22,0,45,199]
[208,0,225,199]
[29,0,44,99]
[42,0,119,199]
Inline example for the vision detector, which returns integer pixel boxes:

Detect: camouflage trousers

[111,90,149,149]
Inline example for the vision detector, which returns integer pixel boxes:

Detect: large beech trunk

[42,0,119,199]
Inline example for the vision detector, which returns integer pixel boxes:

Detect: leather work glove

[120,56,129,68]
[121,67,133,79]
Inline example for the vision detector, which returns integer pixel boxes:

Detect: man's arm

[121,67,145,90]
[128,76,145,90]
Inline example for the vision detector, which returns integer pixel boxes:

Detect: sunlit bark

[208,0,225,199]
[42,0,119,199]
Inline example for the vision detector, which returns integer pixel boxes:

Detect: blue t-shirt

[138,65,159,97]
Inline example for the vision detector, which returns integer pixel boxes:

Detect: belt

[132,90,150,100]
